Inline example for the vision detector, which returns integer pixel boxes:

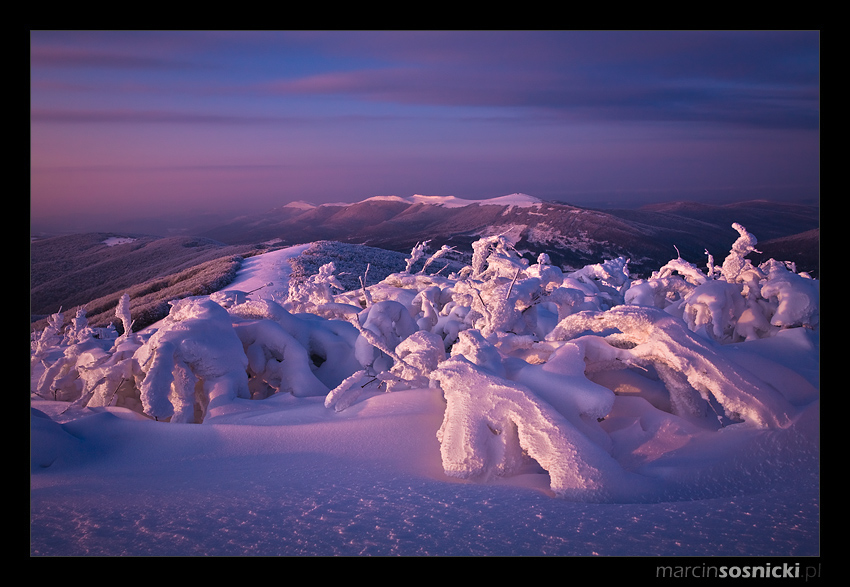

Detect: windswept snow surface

[31,241,819,557]
[222,243,311,303]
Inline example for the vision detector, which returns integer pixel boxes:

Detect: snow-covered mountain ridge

[286,193,543,210]
[362,193,543,209]
[200,194,819,278]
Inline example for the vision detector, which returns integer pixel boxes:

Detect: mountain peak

[359,195,411,205]
[357,193,543,209]
[479,193,542,207]
[283,200,317,210]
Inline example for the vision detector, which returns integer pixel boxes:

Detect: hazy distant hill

[619,200,820,242]
[748,228,820,278]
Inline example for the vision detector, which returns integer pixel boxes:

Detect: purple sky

[31,31,820,233]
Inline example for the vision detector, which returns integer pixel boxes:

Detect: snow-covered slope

[31,228,819,557]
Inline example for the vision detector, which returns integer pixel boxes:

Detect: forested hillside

[31,233,267,331]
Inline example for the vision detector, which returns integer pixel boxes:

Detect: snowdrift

[32,223,819,505]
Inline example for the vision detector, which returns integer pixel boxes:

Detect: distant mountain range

[198,193,819,277]
[31,194,819,332]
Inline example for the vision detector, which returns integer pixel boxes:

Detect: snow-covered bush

[31,306,120,403]
[624,275,694,310]
[114,293,134,341]
[232,318,330,399]
[721,222,760,282]
[759,259,819,329]
[430,355,629,500]
[451,274,538,337]
[353,300,419,374]
[133,297,250,423]
[680,279,747,341]
[285,261,345,315]
[419,244,457,275]
[545,305,795,428]
[227,298,361,390]
[78,333,143,413]
[404,240,430,274]
[33,330,104,402]
[382,330,446,391]
[623,223,819,343]
[31,310,66,365]
[566,256,631,309]
[324,369,370,413]
[288,240,459,295]
[31,296,147,414]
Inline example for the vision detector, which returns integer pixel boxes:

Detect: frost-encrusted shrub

[133,297,250,423]
[623,223,819,343]
[228,298,361,390]
[34,329,104,402]
[233,319,330,399]
[114,294,134,341]
[430,355,628,500]
[285,261,345,315]
[441,234,583,339]
[566,256,632,309]
[78,334,144,413]
[353,300,419,373]
[32,306,121,403]
[404,240,430,274]
[470,234,526,279]
[545,306,795,428]
[383,330,446,391]
[759,259,820,329]
[721,222,760,282]
[31,311,66,364]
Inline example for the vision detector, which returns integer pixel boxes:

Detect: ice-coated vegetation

[31,222,819,503]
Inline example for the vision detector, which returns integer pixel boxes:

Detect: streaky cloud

[30,46,199,71]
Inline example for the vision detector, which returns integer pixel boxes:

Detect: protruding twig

[506,267,521,300]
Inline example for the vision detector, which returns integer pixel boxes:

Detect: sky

[30,30,820,234]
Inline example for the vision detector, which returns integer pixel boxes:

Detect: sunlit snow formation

[31,223,818,499]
